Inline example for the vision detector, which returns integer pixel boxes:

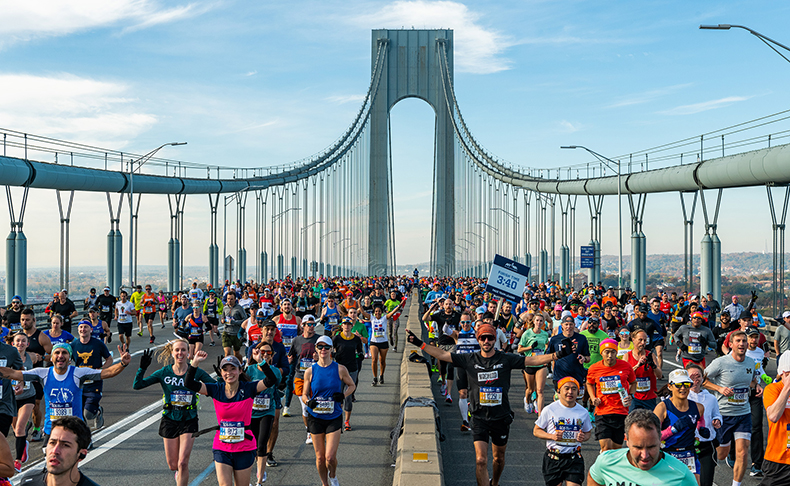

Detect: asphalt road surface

[12,311,406,486]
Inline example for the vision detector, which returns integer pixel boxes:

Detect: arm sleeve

[22,368,48,383]
[76,369,103,385]
[185,365,203,392]
[132,367,162,390]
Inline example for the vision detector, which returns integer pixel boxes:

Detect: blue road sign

[580,245,595,269]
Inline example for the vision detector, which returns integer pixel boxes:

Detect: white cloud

[0,73,156,148]
[607,83,693,109]
[0,0,211,46]
[558,120,582,133]
[659,96,752,116]
[325,94,366,105]
[352,1,513,74]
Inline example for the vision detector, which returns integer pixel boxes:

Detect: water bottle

[617,382,629,407]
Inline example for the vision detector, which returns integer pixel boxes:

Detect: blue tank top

[89,320,103,340]
[324,307,340,334]
[307,361,343,420]
[662,398,699,450]
[43,367,83,434]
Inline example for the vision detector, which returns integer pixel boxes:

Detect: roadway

[12,311,407,486]
[435,338,773,486]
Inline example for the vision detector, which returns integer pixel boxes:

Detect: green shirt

[351,321,369,341]
[518,329,549,367]
[384,299,401,313]
[133,364,216,421]
[589,448,696,486]
[581,329,609,369]
[246,364,282,418]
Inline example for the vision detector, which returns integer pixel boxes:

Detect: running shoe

[431,365,439,373]
[329,475,340,486]
[13,460,21,474]
[460,421,470,432]
[256,471,268,484]
[750,466,764,477]
[344,421,351,431]
[445,394,452,404]
[137,331,143,337]
[725,457,734,468]
[546,372,553,380]
[440,383,447,395]
[379,375,384,385]
[436,376,443,384]
[20,440,28,463]
[306,432,313,444]
[393,347,397,353]
[161,322,165,329]
[371,377,378,386]
[524,397,530,412]
[94,406,104,429]
[282,406,291,417]
[209,341,215,346]
[266,454,279,467]
[150,336,155,344]
[30,428,43,442]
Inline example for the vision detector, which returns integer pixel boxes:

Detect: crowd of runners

[0,274,789,486]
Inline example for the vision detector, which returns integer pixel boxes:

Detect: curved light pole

[700,24,790,63]
[129,142,186,287]
[562,145,622,294]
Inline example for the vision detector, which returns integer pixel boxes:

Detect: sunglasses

[460,320,472,324]
[315,344,332,350]
[11,301,20,304]
[304,322,316,326]
[259,350,273,355]
[672,383,692,389]
[478,335,496,342]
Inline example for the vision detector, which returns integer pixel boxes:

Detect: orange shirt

[762,382,790,465]
[602,296,618,307]
[142,293,156,313]
[586,359,636,416]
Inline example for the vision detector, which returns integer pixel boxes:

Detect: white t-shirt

[688,389,722,443]
[115,301,135,323]
[493,328,508,351]
[535,400,593,453]
[745,346,766,376]
[370,316,389,344]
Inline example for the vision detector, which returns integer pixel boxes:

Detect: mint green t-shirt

[589,448,696,486]
[581,329,610,369]
[518,329,549,366]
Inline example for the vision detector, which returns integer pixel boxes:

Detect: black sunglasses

[316,344,332,350]
[478,335,496,342]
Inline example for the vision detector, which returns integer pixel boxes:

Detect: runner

[185,352,277,486]
[615,327,633,360]
[43,314,74,346]
[49,291,77,334]
[9,332,34,473]
[744,326,770,477]
[242,310,265,363]
[674,312,716,368]
[533,376,593,486]
[587,409,696,486]
[384,290,405,352]
[547,316,590,395]
[654,369,707,482]
[157,290,169,330]
[406,323,564,486]
[188,282,204,303]
[203,290,223,347]
[87,306,111,344]
[702,330,761,486]
[585,339,636,451]
[369,305,398,386]
[130,285,144,336]
[222,292,248,361]
[173,294,193,341]
[302,335,356,486]
[517,313,549,415]
[181,301,207,359]
[274,298,301,415]
[71,320,113,429]
[288,313,320,436]
[133,340,216,486]
[246,341,281,486]
[319,296,341,337]
[624,329,661,411]
[687,363,723,486]
[20,308,52,444]
[332,318,363,431]
[260,319,289,468]
[23,416,99,486]
[139,285,157,343]
[95,287,117,333]
[114,290,136,348]
[0,342,131,442]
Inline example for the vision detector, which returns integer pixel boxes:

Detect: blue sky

[1,0,790,273]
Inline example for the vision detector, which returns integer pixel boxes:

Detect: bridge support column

[168,194,186,292]
[766,185,789,316]
[679,191,698,293]
[236,191,248,284]
[105,193,123,294]
[5,186,31,302]
[587,195,604,285]
[628,193,648,298]
[698,188,723,304]
[209,193,220,289]
[558,195,575,288]
[56,190,75,293]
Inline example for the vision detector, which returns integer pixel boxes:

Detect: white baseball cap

[316,335,333,347]
[668,369,693,385]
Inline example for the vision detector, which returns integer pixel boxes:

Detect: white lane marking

[188,462,216,486]
[78,412,161,467]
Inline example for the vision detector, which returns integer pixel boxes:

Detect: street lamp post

[561,145,622,295]
[700,24,790,63]
[128,142,186,287]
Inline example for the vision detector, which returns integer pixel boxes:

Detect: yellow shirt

[130,291,144,310]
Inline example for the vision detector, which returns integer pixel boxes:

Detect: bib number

[253,396,271,411]
[667,450,697,473]
[599,375,621,395]
[101,305,110,313]
[479,387,503,406]
[636,377,651,393]
[300,359,315,372]
[728,387,749,405]
[689,343,702,354]
[190,326,201,336]
[50,403,72,421]
[219,421,245,443]
[170,391,192,408]
[312,398,334,414]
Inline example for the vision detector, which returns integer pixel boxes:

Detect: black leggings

[440,361,454,381]
[250,415,275,457]
[698,439,718,486]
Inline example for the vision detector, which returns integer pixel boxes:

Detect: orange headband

[556,376,580,389]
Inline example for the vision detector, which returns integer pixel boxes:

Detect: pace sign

[485,254,531,302]
[580,245,595,269]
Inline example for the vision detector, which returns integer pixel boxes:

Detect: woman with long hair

[133,339,216,486]
[43,314,74,346]
[517,313,549,415]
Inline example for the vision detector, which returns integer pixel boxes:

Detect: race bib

[532,348,544,356]
[253,396,271,411]
[283,336,293,348]
[219,421,245,443]
[0,359,6,367]
[50,403,72,421]
[170,391,192,407]
[636,377,651,393]
[373,325,385,339]
[190,326,201,336]
[300,359,315,372]
[689,343,702,354]
[479,387,503,406]
[667,449,697,473]
[298,306,306,312]
[556,421,581,444]
[728,387,749,405]
[477,371,498,382]
[599,375,621,395]
[101,305,110,313]
[11,380,30,392]
[312,398,334,414]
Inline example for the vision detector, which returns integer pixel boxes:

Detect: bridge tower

[368,29,455,276]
